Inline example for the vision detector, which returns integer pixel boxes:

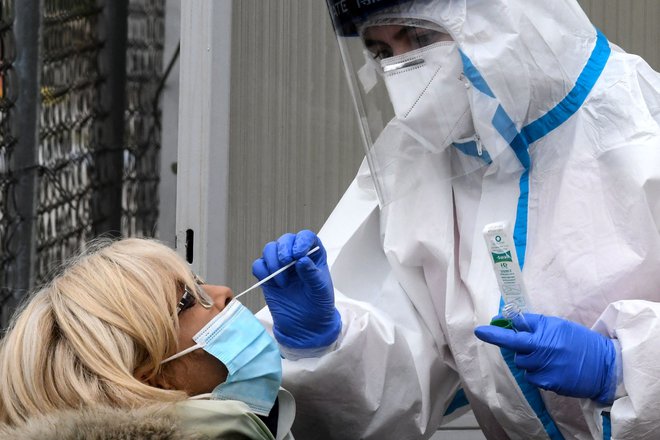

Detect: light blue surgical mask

[162,300,282,416]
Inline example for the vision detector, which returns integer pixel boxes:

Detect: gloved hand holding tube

[475,313,618,405]
[252,230,341,352]
[479,221,618,404]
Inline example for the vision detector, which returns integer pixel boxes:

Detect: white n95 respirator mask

[162,300,282,416]
[381,41,475,151]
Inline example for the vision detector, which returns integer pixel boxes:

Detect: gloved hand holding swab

[252,230,341,350]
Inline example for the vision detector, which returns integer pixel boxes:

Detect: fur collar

[0,404,205,440]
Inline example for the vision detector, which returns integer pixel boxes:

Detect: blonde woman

[0,238,294,439]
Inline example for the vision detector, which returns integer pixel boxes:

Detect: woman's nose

[205,285,234,310]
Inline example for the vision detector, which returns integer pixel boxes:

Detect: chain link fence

[123,0,163,237]
[0,0,166,327]
[38,0,104,282]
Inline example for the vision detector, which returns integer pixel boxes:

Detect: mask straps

[161,342,204,365]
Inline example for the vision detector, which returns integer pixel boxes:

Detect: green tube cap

[490,318,513,329]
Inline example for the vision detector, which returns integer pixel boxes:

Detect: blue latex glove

[252,230,341,350]
[474,313,617,404]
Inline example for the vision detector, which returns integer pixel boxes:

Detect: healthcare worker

[253,0,660,439]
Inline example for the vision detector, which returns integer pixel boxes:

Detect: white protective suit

[258,1,660,439]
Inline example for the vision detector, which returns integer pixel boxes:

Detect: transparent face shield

[326,1,497,206]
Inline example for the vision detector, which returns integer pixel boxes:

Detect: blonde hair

[0,238,203,426]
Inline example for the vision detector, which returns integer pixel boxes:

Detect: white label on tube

[483,222,528,311]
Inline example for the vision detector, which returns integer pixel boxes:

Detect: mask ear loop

[161,343,203,364]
